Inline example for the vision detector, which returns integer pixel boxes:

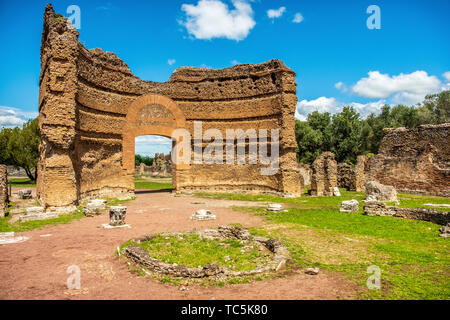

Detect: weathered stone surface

[37,5,302,209]
[311,152,338,196]
[363,201,449,225]
[439,223,450,238]
[340,200,359,213]
[190,209,216,221]
[298,163,311,186]
[0,232,30,244]
[337,163,355,191]
[19,211,58,222]
[267,204,284,212]
[109,206,127,226]
[355,155,369,192]
[333,187,341,197]
[18,189,32,200]
[0,165,8,217]
[366,124,450,197]
[83,199,107,216]
[305,267,320,275]
[365,180,398,202]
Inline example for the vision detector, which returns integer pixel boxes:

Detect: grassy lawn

[0,197,135,233]
[8,178,36,188]
[0,208,85,233]
[134,177,172,190]
[122,233,272,272]
[194,190,450,300]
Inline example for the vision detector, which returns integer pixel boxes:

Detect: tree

[330,106,362,164]
[417,90,450,124]
[2,118,40,181]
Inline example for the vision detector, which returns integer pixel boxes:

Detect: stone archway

[122,94,187,191]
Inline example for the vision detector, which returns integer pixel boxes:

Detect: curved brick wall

[37,5,302,207]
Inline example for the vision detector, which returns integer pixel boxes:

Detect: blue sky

[0,0,449,156]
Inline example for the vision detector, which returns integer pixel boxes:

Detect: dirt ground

[0,189,358,300]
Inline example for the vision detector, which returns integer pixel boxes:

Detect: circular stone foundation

[121,226,289,279]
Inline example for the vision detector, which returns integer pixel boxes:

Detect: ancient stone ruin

[137,153,172,177]
[0,165,8,217]
[37,5,302,209]
[355,155,369,192]
[365,180,398,202]
[122,226,289,278]
[337,163,355,191]
[363,201,449,225]
[367,124,450,197]
[298,163,311,187]
[310,152,338,196]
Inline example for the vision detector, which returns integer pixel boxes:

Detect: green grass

[194,190,450,300]
[0,207,85,232]
[134,178,172,190]
[123,233,272,272]
[8,178,36,188]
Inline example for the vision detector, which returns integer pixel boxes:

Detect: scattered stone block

[18,189,32,200]
[340,200,359,213]
[439,223,450,238]
[333,187,341,197]
[19,211,58,222]
[0,232,30,244]
[190,209,216,221]
[267,204,284,212]
[365,180,398,202]
[109,206,127,226]
[83,199,107,216]
[26,206,44,214]
[305,267,320,275]
[46,206,77,214]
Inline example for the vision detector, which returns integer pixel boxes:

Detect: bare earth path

[0,190,358,300]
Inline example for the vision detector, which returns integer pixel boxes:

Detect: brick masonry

[0,165,8,217]
[38,5,302,208]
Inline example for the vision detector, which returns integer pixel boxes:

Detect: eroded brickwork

[0,165,8,217]
[310,152,337,196]
[367,124,450,197]
[337,163,355,191]
[38,5,302,207]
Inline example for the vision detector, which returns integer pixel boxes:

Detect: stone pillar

[0,165,8,217]
[278,70,303,196]
[338,163,356,191]
[37,5,80,208]
[311,152,338,196]
[355,155,368,192]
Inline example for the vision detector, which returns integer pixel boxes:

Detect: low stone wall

[363,201,449,225]
[0,165,8,217]
[122,226,289,278]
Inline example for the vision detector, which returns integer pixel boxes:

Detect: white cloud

[267,7,286,19]
[292,12,303,23]
[443,71,450,82]
[0,106,38,128]
[168,59,176,66]
[351,70,442,104]
[180,0,256,41]
[334,81,347,92]
[231,59,240,65]
[135,135,172,145]
[295,97,386,121]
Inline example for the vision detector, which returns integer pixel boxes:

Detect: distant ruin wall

[367,124,450,197]
[0,165,8,217]
[311,152,337,196]
[37,5,302,207]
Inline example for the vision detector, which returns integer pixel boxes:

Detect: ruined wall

[367,124,450,197]
[337,163,355,191]
[298,163,311,187]
[0,165,8,217]
[38,5,302,207]
[310,152,337,196]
